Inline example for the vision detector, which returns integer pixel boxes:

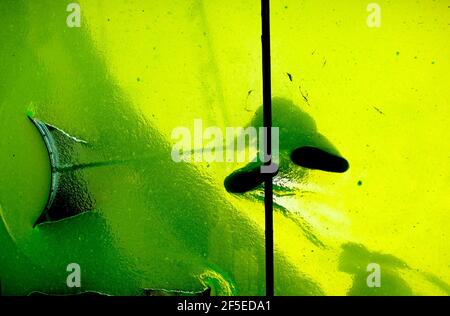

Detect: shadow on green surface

[339,243,412,296]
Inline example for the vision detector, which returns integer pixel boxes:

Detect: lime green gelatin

[1,0,449,296]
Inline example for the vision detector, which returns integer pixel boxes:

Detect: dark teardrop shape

[224,164,265,193]
[224,162,277,193]
[291,146,349,173]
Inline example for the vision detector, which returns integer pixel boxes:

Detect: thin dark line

[261,0,274,297]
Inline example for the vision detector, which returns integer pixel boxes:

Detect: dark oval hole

[224,165,265,193]
[291,146,349,173]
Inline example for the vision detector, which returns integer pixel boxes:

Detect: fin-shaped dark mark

[287,72,293,81]
[291,146,349,173]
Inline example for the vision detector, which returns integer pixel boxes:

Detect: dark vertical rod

[261,0,274,297]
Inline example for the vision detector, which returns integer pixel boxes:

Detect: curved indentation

[28,116,94,226]
[291,146,349,173]
[28,117,61,226]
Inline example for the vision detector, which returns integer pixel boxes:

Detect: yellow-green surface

[0,0,449,295]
